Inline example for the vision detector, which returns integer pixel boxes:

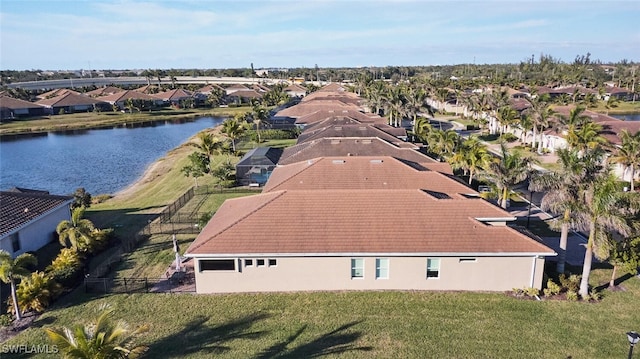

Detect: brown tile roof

[275,100,361,118]
[296,109,386,126]
[317,83,348,92]
[284,84,307,92]
[225,84,250,93]
[551,105,618,123]
[599,121,640,145]
[186,189,554,256]
[85,86,124,97]
[297,124,407,145]
[278,137,441,167]
[197,84,224,93]
[36,89,80,100]
[227,89,263,99]
[251,84,271,93]
[263,156,473,195]
[302,91,362,105]
[155,89,193,101]
[0,191,73,236]
[98,90,161,103]
[36,93,107,107]
[0,96,46,110]
[133,85,161,94]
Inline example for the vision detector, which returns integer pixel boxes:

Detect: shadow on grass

[145,312,270,357]
[255,320,373,359]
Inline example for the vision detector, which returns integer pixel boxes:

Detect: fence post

[124,278,128,293]
[103,278,108,294]
[145,278,149,292]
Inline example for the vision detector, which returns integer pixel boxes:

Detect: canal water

[611,113,640,121]
[0,117,223,196]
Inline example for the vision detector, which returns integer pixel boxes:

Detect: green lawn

[4,268,639,358]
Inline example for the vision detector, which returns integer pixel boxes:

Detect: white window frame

[351,258,364,279]
[426,258,440,279]
[375,258,389,279]
[268,259,277,267]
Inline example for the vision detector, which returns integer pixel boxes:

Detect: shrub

[525,287,540,297]
[500,133,518,142]
[47,248,82,288]
[559,274,581,292]
[9,271,61,315]
[92,194,112,204]
[0,314,12,327]
[566,290,579,301]
[586,290,602,302]
[543,279,561,297]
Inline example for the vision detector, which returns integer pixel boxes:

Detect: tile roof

[186,189,554,256]
[0,96,46,110]
[227,89,263,99]
[98,90,161,103]
[85,86,124,97]
[284,84,307,92]
[36,89,80,100]
[263,156,473,194]
[155,88,193,101]
[599,121,640,145]
[317,83,348,92]
[297,124,407,145]
[133,85,161,94]
[36,93,108,107]
[0,191,73,237]
[301,91,362,105]
[197,84,225,93]
[237,147,284,166]
[278,137,441,167]
[296,109,386,126]
[275,100,361,118]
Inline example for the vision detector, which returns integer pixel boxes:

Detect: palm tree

[56,207,96,253]
[426,129,459,161]
[495,106,518,135]
[412,117,432,143]
[251,105,270,144]
[190,131,223,163]
[573,172,637,297]
[220,117,246,153]
[480,143,536,208]
[449,136,491,185]
[45,305,149,358]
[566,120,606,153]
[610,129,640,191]
[529,148,605,273]
[0,250,37,321]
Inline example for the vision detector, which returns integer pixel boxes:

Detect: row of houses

[186,83,556,294]
[0,83,309,121]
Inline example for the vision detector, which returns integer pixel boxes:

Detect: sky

[1,0,639,71]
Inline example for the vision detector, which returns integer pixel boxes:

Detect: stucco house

[186,155,555,293]
[36,92,111,114]
[0,96,47,121]
[0,189,73,257]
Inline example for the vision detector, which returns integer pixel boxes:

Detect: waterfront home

[235,147,283,186]
[98,90,164,111]
[155,88,195,107]
[36,92,110,114]
[0,96,47,121]
[0,189,73,257]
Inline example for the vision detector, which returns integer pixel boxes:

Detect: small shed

[235,147,283,186]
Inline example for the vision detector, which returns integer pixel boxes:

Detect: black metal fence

[84,274,195,295]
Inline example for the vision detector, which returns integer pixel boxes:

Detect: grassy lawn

[4,268,639,358]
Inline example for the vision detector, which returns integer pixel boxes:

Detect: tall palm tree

[0,250,37,321]
[190,131,223,163]
[566,120,606,153]
[495,106,518,135]
[573,172,637,297]
[412,117,432,143]
[529,148,605,273]
[251,105,270,144]
[220,117,246,153]
[610,129,640,191]
[480,143,536,208]
[56,207,96,253]
[45,305,149,359]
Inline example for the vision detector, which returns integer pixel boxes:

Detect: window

[459,258,476,263]
[375,258,389,279]
[245,259,253,267]
[200,259,235,271]
[351,258,364,279]
[426,258,440,279]
[268,259,277,267]
[257,259,265,267]
[10,233,20,252]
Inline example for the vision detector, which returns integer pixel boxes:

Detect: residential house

[98,90,163,111]
[226,89,263,105]
[284,84,307,98]
[186,182,554,293]
[155,89,195,107]
[0,96,47,121]
[0,190,73,257]
[224,84,250,95]
[235,147,284,186]
[35,89,80,100]
[36,92,110,114]
[84,86,124,98]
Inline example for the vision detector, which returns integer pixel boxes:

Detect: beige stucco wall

[192,255,547,294]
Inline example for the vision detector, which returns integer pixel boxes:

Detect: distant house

[35,89,80,100]
[224,84,250,95]
[155,89,194,107]
[0,96,47,121]
[227,89,263,105]
[284,84,307,98]
[84,86,124,98]
[36,93,110,114]
[0,190,73,257]
[235,147,284,186]
[98,90,163,111]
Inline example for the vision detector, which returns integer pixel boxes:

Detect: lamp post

[628,331,640,359]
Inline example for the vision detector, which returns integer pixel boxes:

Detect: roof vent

[335,126,342,130]
[332,160,346,164]
[362,139,372,144]
[331,139,340,144]
[370,159,383,164]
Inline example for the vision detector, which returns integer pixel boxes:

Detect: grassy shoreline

[0,107,249,137]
